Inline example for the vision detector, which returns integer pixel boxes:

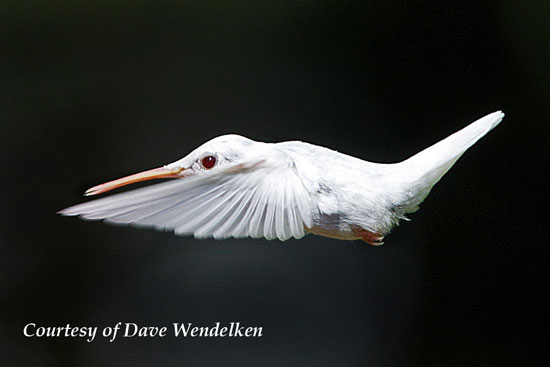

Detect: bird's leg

[352,227,385,246]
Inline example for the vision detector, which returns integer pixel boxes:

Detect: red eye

[201,155,216,169]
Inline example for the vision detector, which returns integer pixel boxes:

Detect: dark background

[1,1,548,366]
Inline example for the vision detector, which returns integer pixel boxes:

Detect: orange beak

[84,166,185,196]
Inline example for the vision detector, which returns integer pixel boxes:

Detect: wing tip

[57,207,77,216]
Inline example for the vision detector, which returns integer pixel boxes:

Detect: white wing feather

[59,158,312,241]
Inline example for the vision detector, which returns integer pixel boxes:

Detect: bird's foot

[362,236,384,246]
[352,227,385,246]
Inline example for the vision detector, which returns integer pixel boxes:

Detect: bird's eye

[201,155,216,169]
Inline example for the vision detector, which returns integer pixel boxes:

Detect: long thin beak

[84,166,184,196]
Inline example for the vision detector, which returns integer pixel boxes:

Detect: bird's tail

[393,111,504,213]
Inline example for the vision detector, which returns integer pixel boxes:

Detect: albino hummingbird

[59,111,504,245]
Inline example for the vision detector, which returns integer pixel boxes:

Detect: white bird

[59,111,504,245]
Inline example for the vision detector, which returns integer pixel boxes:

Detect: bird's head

[84,134,259,196]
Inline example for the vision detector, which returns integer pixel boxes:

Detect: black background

[1,1,548,366]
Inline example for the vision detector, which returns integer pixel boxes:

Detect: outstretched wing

[59,158,313,241]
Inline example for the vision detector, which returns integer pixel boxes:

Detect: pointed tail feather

[396,111,504,213]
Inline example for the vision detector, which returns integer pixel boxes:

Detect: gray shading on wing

[59,159,313,241]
